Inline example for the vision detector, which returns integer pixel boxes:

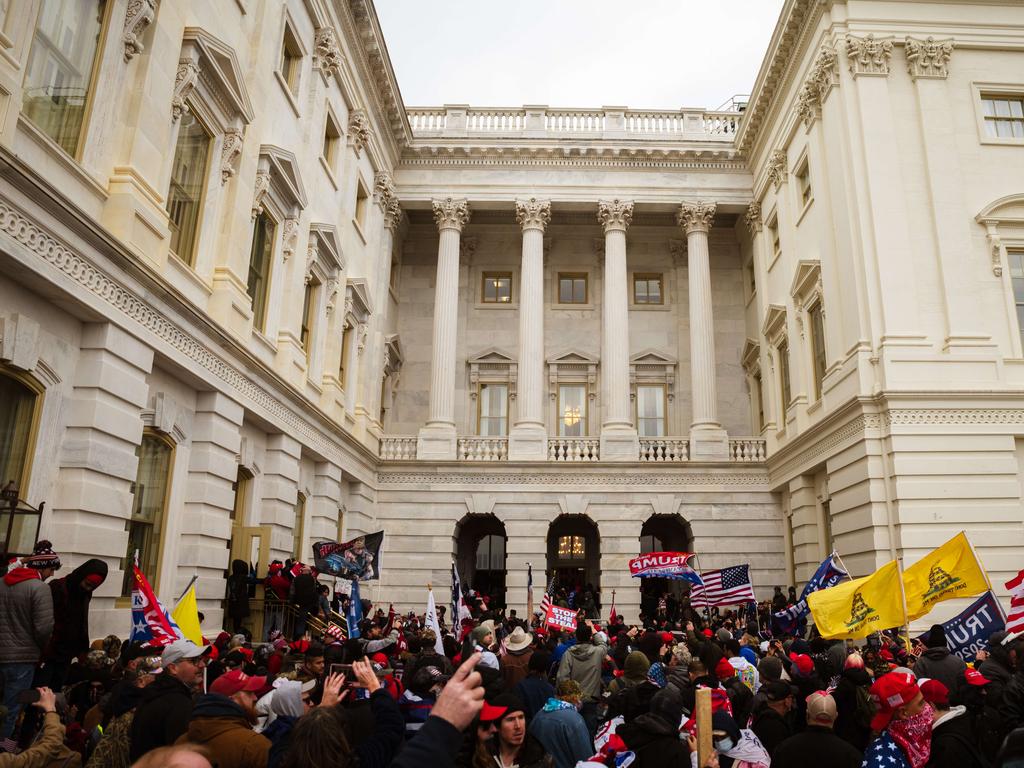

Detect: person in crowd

[0,540,58,751]
[225,559,251,635]
[705,710,771,768]
[85,656,161,768]
[400,665,448,739]
[716,655,755,727]
[41,557,107,691]
[0,687,77,767]
[749,680,795,757]
[287,566,318,640]
[129,744,214,768]
[607,650,650,695]
[499,627,534,690]
[178,668,270,768]
[556,623,607,734]
[527,679,592,768]
[515,651,555,720]
[914,625,967,696]
[470,621,500,671]
[831,651,873,752]
[262,679,313,767]
[917,678,986,768]
[771,691,862,768]
[129,639,210,761]
[862,671,932,768]
[618,686,689,768]
[296,644,324,682]
[786,651,823,730]
[480,693,552,768]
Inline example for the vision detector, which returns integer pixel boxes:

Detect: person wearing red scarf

[863,671,933,768]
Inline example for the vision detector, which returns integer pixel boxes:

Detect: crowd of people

[2,541,1024,768]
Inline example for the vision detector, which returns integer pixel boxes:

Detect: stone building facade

[0,0,1022,634]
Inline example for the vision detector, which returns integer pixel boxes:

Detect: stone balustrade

[729,438,767,462]
[379,436,418,460]
[547,438,601,462]
[407,105,741,142]
[457,436,508,461]
[639,438,689,462]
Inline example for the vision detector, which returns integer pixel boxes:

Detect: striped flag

[451,562,471,627]
[540,572,556,617]
[690,564,756,607]
[527,563,534,618]
[1005,568,1024,636]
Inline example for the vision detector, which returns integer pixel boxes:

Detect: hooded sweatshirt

[556,639,608,702]
[180,693,270,768]
[0,566,54,663]
[264,681,302,768]
[47,558,108,660]
[927,706,986,768]
[913,647,966,696]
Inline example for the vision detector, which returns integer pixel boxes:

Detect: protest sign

[545,604,578,632]
[918,591,1005,661]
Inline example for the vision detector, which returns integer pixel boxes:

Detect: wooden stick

[695,686,712,767]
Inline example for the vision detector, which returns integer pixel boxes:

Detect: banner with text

[545,605,578,632]
[313,531,383,581]
[918,591,1005,662]
[628,552,704,586]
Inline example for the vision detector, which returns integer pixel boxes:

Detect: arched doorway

[455,514,507,609]
[547,515,600,605]
[638,515,693,623]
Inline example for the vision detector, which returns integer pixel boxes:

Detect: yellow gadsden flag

[171,583,203,645]
[808,560,906,639]
[902,532,989,621]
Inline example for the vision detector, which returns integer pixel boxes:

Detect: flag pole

[692,552,712,628]
[896,558,912,654]
[963,530,994,593]
[177,574,198,604]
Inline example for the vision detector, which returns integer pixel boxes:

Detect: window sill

[629,302,671,311]
[979,136,1024,146]
[767,249,781,273]
[18,116,109,201]
[744,290,757,308]
[795,197,814,226]
[274,70,302,118]
[474,301,519,310]
[552,302,595,311]
[252,328,277,355]
[320,156,338,190]
[352,218,367,244]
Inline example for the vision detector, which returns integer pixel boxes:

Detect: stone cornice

[376,469,769,488]
[399,151,747,172]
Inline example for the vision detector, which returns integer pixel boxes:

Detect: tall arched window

[123,431,174,595]
[0,370,40,493]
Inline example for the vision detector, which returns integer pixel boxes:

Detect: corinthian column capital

[515,198,551,232]
[676,201,717,234]
[432,197,471,232]
[597,199,633,233]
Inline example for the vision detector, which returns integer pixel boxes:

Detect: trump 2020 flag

[346,579,363,639]
[130,564,178,646]
[902,532,989,621]
[774,552,849,634]
[918,591,1005,662]
[808,559,907,639]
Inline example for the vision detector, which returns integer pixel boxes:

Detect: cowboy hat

[505,626,533,652]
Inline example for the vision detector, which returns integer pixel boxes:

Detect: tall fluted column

[597,199,639,461]
[417,197,470,460]
[508,198,551,461]
[678,201,729,459]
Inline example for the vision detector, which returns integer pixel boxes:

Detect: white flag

[425,588,445,654]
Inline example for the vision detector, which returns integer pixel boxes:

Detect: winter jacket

[770,725,862,768]
[862,731,912,768]
[832,666,872,752]
[722,673,755,727]
[0,568,54,664]
[263,714,296,768]
[177,693,270,768]
[788,669,825,732]
[556,640,608,701]
[926,706,987,768]
[749,706,792,757]
[0,711,76,768]
[128,673,195,761]
[226,559,251,621]
[515,676,556,720]
[391,716,464,768]
[1000,668,1024,732]
[288,574,318,613]
[483,733,553,768]
[354,688,406,768]
[500,647,533,690]
[618,712,690,768]
[914,647,966,695]
[45,559,107,662]
[528,701,593,768]
[84,711,134,768]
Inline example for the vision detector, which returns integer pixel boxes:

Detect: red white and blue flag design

[129,564,180,646]
[689,564,756,607]
[629,552,704,586]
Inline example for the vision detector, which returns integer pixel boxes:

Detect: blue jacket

[528,701,593,768]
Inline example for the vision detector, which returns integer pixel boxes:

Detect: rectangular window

[300,278,319,360]
[558,273,588,304]
[0,372,40,500]
[338,326,350,385]
[23,0,108,157]
[768,217,781,261]
[744,260,756,297]
[1009,250,1024,352]
[778,339,792,423]
[279,23,302,97]
[481,272,512,303]
[323,112,341,172]
[123,432,173,596]
[292,492,306,560]
[557,535,585,560]
[753,371,765,431]
[636,385,666,437]
[633,274,663,305]
[166,114,212,266]
[558,384,587,437]
[355,181,368,230]
[478,383,508,436]
[808,301,827,400]
[982,95,1024,139]
[797,161,812,206]
[247,213,275,331]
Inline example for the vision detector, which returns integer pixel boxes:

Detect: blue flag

[918,591,1005,661]
[347,579,363,639]
[773,553,849,635]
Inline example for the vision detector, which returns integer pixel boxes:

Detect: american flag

[1005,568,1024,636]
[689,564,756,607]
[540,573,556,616]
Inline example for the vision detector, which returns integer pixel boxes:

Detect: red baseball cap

[789,652,814,677]
[479,702,508,723]
[209,669,267,697]
[701,628,713,638]
[660,632,674,645]
[869,671,920,731]
[965,668,991,687]
[715,657,735,680]
[919,678,949,707]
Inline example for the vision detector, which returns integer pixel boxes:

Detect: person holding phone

[0,687,70,767]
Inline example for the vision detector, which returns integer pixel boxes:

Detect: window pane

[637,385,665,437]
[23,0,107,156]
[293,494,305,559]
[574,279,586,303]
[479,384,508,436]
[167,114,211,266]
[779,342,791,420]
[0,374,37,492]
[648,279,661,303]
[559,278,572,303]
[247,214,275,330]
[634,280,648,303]
[810,304,827,399]
[1011,100,1024,118]
[1014,121,1024,139]
[995,100,1011,118]
[559,385,586,436]
[997,121,1012,139]
[497,277,511,302]
[123,434,173,595]
[982,99,996,116]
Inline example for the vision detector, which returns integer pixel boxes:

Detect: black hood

[841,666,872,686]
[139,672,191,704]
[231,559,248,577]
[109,680,145,717]
[192,693,247,720]
[66,558,108,595]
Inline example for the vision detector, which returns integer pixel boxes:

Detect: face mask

[889,705,933,768]
[714,737,735,753]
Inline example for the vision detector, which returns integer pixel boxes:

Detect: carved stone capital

[668,239,687,267]
[348,109,371,156]
[356,323,368,353]
[374,171,395,204]
[251,169,271,219]
[846,34,894,77]
[597,199,633,233]
[796,82,821,128]
[432,197,470,232]
[314,27,344,77]
[459,236,478,262]
[905,36,953,80]
[744,201,763,234]
[810,45,840,100]
[281,217,299,262]
[171,59,200,121]
[676,201,717,235]
[325,277,340,315]
[766,149,788,189]
[515,197,551,232]
[220,129,243,185]
[122,0,156,62]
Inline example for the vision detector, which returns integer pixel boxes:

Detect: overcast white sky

[374,1,786,111]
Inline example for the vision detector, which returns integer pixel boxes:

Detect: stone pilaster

[418,197,470,461]
[597,200,639,461]
[52,323,154,633]
[309,462,343,544]
[260,433,301,561]
[509,198,551,461]
[180,391,244,625]
[678,202,729,459]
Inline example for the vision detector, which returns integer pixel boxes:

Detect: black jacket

[129,673,195,761]
[356,688,406,768]
[926,707,988,768]
[914,647,966,696]
[772,725,862,768]
[618,714,690,768]
[750,706,793,757]
[226,559,251,620]
[832,666,872,752]
[45,558,107,660]
[391,716,464,768]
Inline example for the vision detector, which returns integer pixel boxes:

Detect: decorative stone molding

[348,110,371,156]
[741,339,761,375]
[676,201,716,234]
[597,199,633,232]
[791,260,824,338]
[377,471,768,488]
[459,236,477,262]
[547,351,599,403]
[220,129,243,184]
[281,217,299,262]
[171,59,200,121]
[744,202,763,234]
[766,150,787,189]
[325,277,340,314]
[668,239,686,266]
[356,324,368,354]
[592,237,605,259]
[0,313,40,372]
[515,198,551,231]
[975,194,1024,278]
[307,223,343,288]
[251,169,271,219]
[122,0,156,62]
[809,45,839,100]
[846,34,894,77]
[374,172,402,231]
[629,350,677,403]
[905,36,953,80]
[252,145,307,221]
[432,197,471,232]
[313,27,344,77]
[467,349,517,403]
[796,82,821,128]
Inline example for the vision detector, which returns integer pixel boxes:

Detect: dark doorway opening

[547,515,600,618]
[455,514,507,609]
[638,515,693,623]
